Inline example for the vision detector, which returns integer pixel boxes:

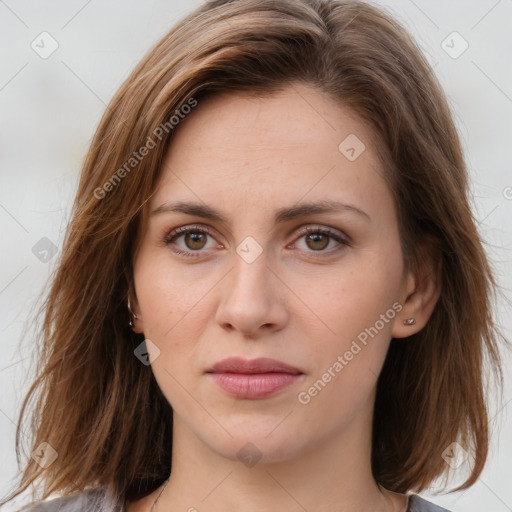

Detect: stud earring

[127,296,138,328]
[403,318,416,326]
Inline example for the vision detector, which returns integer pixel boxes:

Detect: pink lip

[206,357,304,399]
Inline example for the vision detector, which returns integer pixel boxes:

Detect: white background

[0,1,511,511]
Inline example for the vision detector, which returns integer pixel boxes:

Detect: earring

[127,296,138,328]
[403,318,416,326]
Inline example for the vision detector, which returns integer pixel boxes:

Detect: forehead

[150,83,391,222]
[163,84,378,160]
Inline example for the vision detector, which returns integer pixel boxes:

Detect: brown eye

[183,232,208,250]
[164,225,218,257]
[295,227,349,255]
[305,232,330,251]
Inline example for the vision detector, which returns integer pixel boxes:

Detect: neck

[155,399,406,512]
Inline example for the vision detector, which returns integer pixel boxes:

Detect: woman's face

[132,83,416,464]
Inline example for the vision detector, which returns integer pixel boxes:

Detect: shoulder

[408,493,455,512]
[15,487,124,512]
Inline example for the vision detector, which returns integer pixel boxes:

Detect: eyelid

[163,223,348,242]
[296,225,349,243]
[163,222,215,238]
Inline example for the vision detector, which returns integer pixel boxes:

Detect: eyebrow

[150,199,370,224]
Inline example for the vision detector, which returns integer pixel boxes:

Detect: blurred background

[0,0,511,510]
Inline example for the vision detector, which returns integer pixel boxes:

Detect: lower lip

[208,372,302,399]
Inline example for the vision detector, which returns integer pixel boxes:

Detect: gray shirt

[16,488,454,512]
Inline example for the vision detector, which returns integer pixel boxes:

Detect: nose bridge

[215,242,287,334]
[228,244,271,305]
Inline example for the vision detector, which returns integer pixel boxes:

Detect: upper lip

[207,357,302,375]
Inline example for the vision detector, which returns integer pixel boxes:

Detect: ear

[392,243,442,338]
[128,289,145,334]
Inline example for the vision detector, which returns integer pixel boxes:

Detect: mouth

[207,356,303,375]
[205,357,304,399]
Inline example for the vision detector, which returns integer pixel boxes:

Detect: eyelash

[162,224,350,259]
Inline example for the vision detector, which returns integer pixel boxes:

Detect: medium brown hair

[3,0,507,508]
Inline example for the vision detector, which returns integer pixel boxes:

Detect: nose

[215,250,289,337]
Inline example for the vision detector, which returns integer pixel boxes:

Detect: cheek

[294,249,403,414]
[133,253,206,409]
[134,249,211,338]
[295,275,399,431]
[300,251,402,344]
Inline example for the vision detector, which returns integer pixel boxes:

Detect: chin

[196,420,310,466]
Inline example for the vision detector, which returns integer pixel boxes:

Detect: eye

[163,224,350,259]
[163,225,220,258]
[293,226,349,256]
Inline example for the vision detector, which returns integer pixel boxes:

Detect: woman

[3,1,506,511]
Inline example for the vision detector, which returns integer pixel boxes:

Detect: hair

[3,0,508,509]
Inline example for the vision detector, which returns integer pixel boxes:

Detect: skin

[127,82,440,512]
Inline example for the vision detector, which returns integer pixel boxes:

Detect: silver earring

[127,296,138,328]
[403,318,416,326]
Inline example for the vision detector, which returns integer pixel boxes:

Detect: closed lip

[206,357,303,375]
